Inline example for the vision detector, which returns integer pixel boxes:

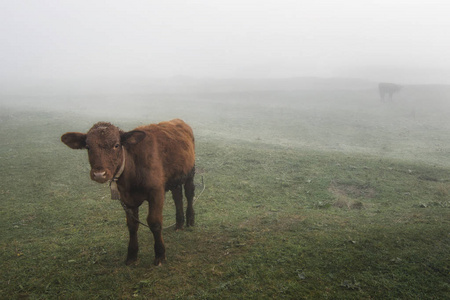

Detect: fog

[1,0,450,93]
[2,1,450,168]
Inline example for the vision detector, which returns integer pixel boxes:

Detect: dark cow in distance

[378,82,402,101]
[61,119,195,266]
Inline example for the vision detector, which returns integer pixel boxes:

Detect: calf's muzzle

[91,170,108,183]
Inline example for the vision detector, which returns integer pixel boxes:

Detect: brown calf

[61,119,195,266]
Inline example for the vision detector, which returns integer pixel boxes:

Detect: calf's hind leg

[184,175,195,227]
[171,185,185,230]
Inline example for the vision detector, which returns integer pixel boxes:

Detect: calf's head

[61,122,145,183]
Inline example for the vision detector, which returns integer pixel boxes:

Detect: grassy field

[1,87,449,299]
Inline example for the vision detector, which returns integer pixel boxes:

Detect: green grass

[1,90,450,299]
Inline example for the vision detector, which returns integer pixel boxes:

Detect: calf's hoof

[153,256,166,266]
[186,217,195,227]
[126,256,138,266]
[186,209,195,227]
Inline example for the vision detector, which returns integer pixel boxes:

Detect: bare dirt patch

[329,181,376,209]
[329,181,376,199]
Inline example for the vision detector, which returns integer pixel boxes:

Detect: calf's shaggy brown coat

[61,119,195,266]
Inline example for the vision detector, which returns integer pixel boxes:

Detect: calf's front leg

[147,190,166,266]
[125,207,140,265]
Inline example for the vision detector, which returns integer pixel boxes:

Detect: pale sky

[1,0,450,88]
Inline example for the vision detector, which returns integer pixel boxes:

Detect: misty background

[1,0,450,94]
[1,0,450,168]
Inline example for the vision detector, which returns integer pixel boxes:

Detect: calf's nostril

[93,171,106,179]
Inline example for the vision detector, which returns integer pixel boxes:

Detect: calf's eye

[114,144,120,149]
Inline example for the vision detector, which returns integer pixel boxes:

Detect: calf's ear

[61,132,87,149]
[121,130,145,146]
